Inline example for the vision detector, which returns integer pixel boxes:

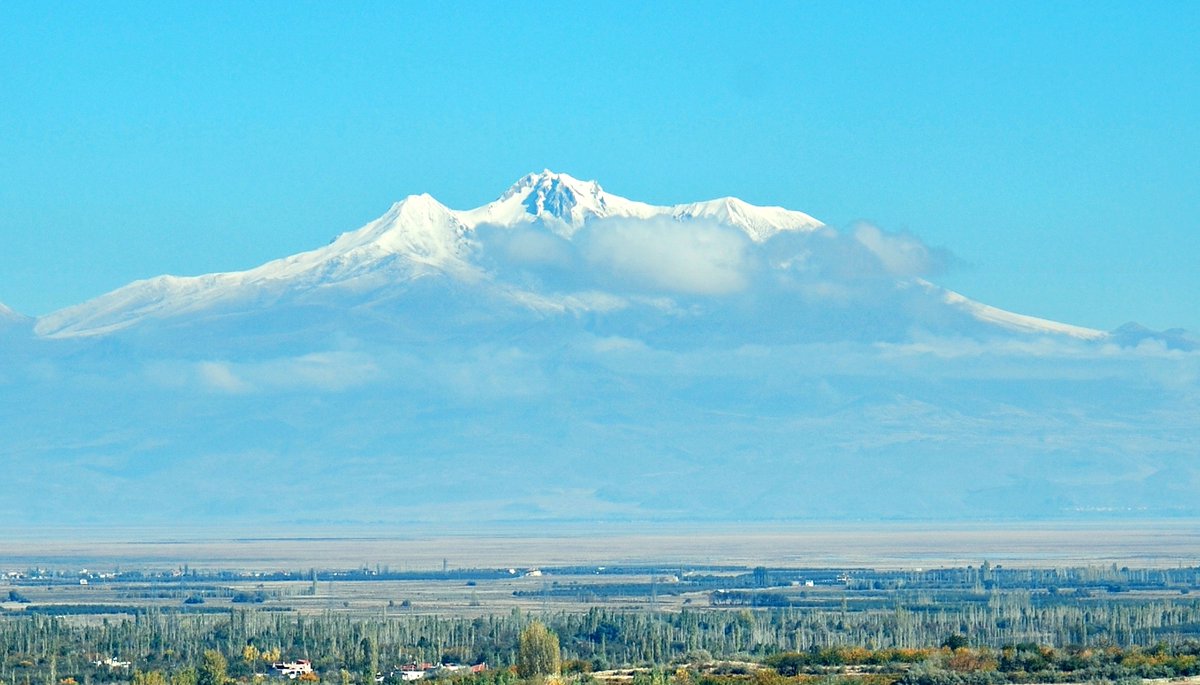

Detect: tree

[133,672,168,685]
[941,635,969,650]
[517,622,561,679]
[198,651,228,685]
[359,636,378,684]
[765,653,809,677]
[171,668,198,685]
[752,567,769,587]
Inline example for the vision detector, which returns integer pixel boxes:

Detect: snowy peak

[456,170,659,235]
[509,170,602,216]
[321,193,469,266]
[672,196,823,242]
[180,191,469,287]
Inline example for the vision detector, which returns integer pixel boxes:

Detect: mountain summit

[455,170,658,234]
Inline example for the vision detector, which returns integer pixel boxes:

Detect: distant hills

[2,171,1196,528]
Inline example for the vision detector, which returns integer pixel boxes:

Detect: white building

[271,660,313,679]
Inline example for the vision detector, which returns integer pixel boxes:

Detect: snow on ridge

[454,170,823,242]
[35,194,475,338]
[285,193,471,273]
[670,197,823,242]
[934,285,1107,340]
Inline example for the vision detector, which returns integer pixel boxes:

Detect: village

[267,659,487,683]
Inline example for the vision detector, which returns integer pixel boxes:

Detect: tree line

[4,597,1200,685]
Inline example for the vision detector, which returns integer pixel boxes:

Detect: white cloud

[474,213,958,309]
[491,227,574,268]
[197,361,253,393]
[853,223,943,277]
[578,217,752,295]
[242,351,380,392]
[151,352,381,394]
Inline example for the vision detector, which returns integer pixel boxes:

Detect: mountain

[35,170,1091,343]
[4,171,1197,529]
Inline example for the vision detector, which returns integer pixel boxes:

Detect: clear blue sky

[1,1,1196,331]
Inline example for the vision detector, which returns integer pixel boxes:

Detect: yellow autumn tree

[517,621,561,679]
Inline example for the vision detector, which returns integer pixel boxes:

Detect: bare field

[0,571,695,618]
[1,521,1197,572]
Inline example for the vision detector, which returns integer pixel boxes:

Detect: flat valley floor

[2,521,1197,571]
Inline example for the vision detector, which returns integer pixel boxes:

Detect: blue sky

[1,2,1196,331]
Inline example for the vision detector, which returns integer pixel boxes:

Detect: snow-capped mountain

[34,170,1102,342]
[4,172,1197,529]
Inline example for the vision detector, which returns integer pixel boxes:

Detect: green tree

[171,668,198,685]
[942,634,969,650]
[132,672,168,685]
[359,636,378,684]
[198,651,228,685]
[517,621,561,679]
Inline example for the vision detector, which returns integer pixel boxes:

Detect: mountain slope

[933,283,1104,340]
[35,193,473,338]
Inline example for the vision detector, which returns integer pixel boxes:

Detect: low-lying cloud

[150,351,381,394]
[853,223,951,278]
[579,218,751,295]
[478,217,952,301]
